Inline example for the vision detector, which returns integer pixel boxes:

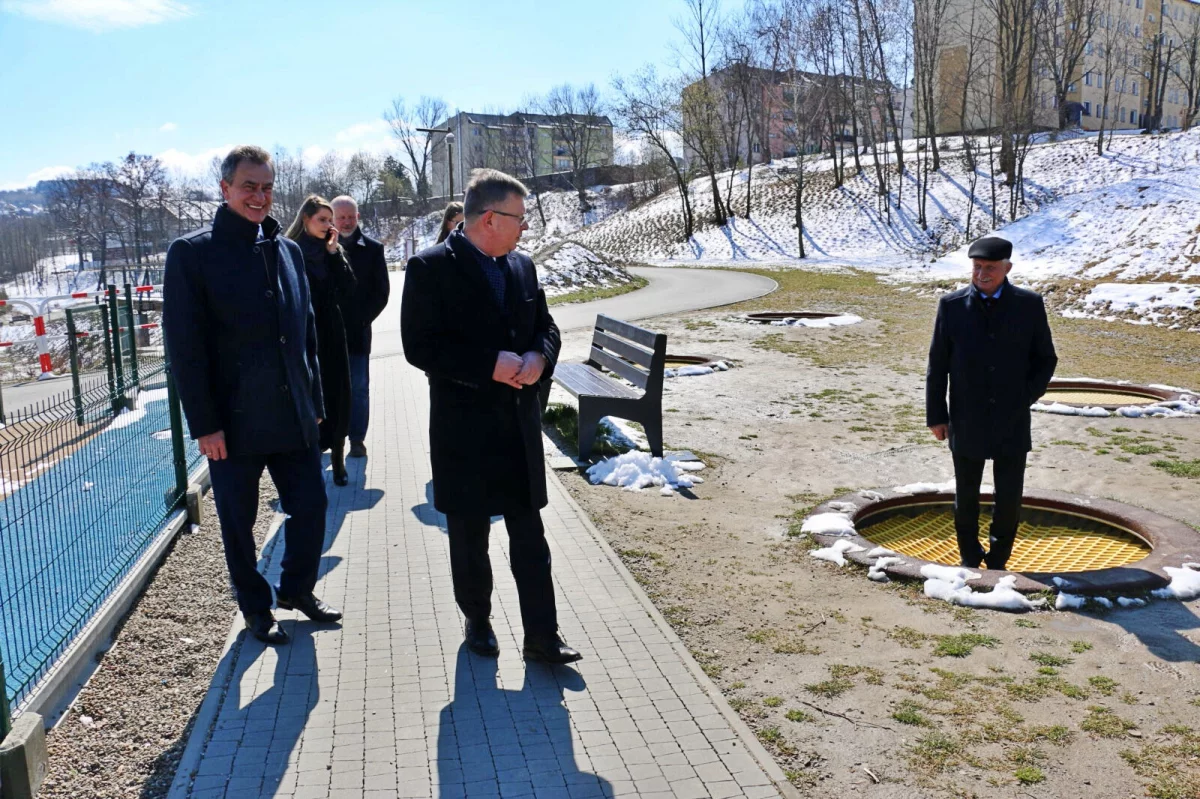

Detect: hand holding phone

[324,226,338,253]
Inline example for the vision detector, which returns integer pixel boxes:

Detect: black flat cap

[967,236,1012,260]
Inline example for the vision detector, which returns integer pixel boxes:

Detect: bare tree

[677,0,730,225]
[45,172,91,269]
[346,150,383,208]
[780,0,818,257]
[539,84,608,211]
[717,17,762,218]
[1039,0,1103,130]
[383,95,448,204]
[309,152,350,200]
[612,66,695,240]
[913,0,952,172]
[1168,2,1200,130]
[1096,2,1138,154]
[81,164,119,288]
[272,146,307,224]
[108,152,166,271]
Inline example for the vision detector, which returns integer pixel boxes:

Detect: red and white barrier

[1,285,162,378]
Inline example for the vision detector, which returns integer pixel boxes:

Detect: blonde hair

[285,194,334,240]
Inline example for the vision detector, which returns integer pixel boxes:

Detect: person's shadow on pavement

[437,645,611,798]
[216,623,321,798]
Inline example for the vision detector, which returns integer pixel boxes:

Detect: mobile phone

[324,228,335,243]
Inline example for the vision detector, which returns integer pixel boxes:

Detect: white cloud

[334,120,388,143]
[155,145,231,184]
[159,121,177,133]
[1,0,191,31]
[0,165,73,191]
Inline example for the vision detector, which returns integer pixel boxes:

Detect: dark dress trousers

[401,231,562,634]
[164,204,328,615]
[297,233,356,451]
[925,280,1057,569]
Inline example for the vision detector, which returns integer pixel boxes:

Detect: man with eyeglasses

[926,236,1058,571]
[401,169,580,664]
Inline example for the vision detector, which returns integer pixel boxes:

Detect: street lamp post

[416,126,455,201]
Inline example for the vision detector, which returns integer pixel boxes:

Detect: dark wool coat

[163,204,324,456]
[926,280,1058,460]
[340,228,390,355]
[297,233,356,450]
[401,234,560,515]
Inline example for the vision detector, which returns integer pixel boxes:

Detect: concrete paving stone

[706,781,746,799]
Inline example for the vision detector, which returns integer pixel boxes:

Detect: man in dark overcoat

[401,169,580,664]
[164,145,343,645]
[331,195,390,458]
[926,236,1058,571]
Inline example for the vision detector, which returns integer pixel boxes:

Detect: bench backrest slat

[586,314,667,394]
[592,330,654,368]
[596,315,661,349]
[590,347,651,387]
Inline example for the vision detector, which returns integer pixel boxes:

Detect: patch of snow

[665,365,714,378]
[1117,597,1147,608]
[924,572,1045,611]
[1033,402,1112,418]
[1151,563,1200,601]
[599,417,648,451]
[585,451,704,494]
[859,489,884,501]
[827,501,859,514]
[920,564,981,583]
[770,313,864,328]
[868,556,906,583]
[107,388,169,431]
[82,481,94,491]
[866,546,898,558]
[893,481,955,494]
[1056,592,1088,610]
[810,538,865,567]
[800,512,856,536]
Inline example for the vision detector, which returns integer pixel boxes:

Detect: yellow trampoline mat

[1041,389,1159,406]
[860,507,1151,572]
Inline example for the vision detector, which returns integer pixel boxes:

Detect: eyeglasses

[487,209,527,225]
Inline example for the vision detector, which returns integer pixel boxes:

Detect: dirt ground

[550,268,1200,799]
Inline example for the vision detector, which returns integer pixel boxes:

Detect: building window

[1068,82,1077,92]
[1085,73,1092,86]
[1097,74,1104,89]
[1084,100,1092,114]
[1121,107,1127,122]
[1132,81,1139,96]
[1136,0,1142,8]
[1086,43,1093,55]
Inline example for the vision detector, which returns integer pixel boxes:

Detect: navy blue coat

[926,280,1058,459]
[401,232,560,515]
[164,204,324,456]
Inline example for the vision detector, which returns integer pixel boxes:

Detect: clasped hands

[493,351,546,389]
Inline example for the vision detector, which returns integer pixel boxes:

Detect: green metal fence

[0,286,200,739]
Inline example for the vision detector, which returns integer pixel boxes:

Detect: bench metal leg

[641,413,665,459]
[577,402,601,461]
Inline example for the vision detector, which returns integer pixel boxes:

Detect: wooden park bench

[551,314,667,459]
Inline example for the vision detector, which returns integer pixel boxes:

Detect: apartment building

[931,0,1199,135]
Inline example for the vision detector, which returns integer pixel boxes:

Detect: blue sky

[0,0,680,190]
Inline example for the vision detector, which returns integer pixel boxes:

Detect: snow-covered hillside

[569,129,1200,287]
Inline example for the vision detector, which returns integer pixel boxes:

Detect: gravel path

[37,476,280,799]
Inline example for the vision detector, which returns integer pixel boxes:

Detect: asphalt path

[372,265,776,358]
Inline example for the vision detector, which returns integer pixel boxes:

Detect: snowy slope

[569,128,1200,285]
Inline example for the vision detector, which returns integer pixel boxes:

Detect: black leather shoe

[349,441,367,458]
[523,633,582,664]
[245,612,289,645]
[276,593,343,623]
[465,618,500,657]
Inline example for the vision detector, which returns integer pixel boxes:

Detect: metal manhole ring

[1040,379,1184,411]
[664,354,729,368]
[808,488,1196,595]
[745,311,839,322]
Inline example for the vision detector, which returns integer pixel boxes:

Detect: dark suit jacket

[926,280,1058,459]
[163,204,324,456]
[340,229,390,355]
[401,232,560,515]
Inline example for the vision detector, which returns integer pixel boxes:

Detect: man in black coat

[332,195,390,458]
[164,145,343,645]
[926,236,1058,571]
[401,169,580,664]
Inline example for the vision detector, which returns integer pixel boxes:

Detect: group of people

[163,146,579,663]
[163,142,1058,668]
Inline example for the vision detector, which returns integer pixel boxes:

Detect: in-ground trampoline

[1038,379,1185,410]
[808,488,1198,594]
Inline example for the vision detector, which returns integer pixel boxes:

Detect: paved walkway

[167,324,789,798]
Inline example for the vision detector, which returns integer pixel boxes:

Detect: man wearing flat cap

[926,236,1058,570]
